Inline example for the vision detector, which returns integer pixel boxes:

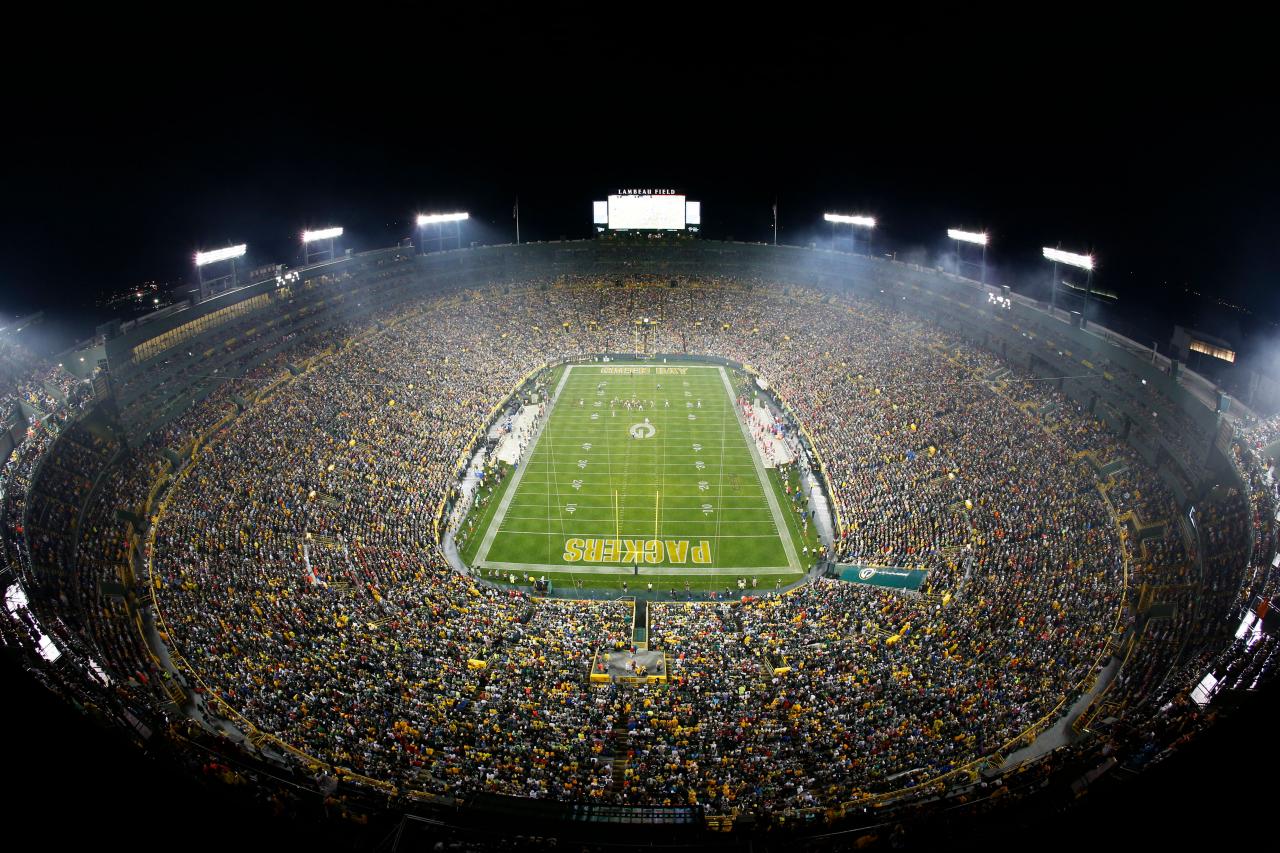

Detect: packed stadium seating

[2,247,1277,839]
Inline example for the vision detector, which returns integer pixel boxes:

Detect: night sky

[3,16,1277,360]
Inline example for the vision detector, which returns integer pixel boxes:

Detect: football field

[470,362,803,582]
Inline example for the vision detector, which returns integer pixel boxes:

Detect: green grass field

[467,362,806,588]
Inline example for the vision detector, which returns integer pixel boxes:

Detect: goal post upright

[655,490,660,542]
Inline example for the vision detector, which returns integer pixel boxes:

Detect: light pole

[194,244,247,301]
[823,213,876,256]
[302,226,343,265]
[416,212,469,253]
[947,228,988,284]
[1042,247,1095,326]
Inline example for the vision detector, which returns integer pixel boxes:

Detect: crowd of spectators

[1186,415,1280,697]
[1,343,86,419]
[132,280,1141,813]
[1,274,1268,825]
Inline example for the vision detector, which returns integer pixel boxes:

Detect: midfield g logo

[630,422,656,439]
[859,567,877,581]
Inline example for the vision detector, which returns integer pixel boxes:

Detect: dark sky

[3,14,1277,355]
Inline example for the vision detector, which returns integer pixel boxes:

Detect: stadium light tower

[302,226,343,265]
[1043,246,1095,325]
[194,243,247,301]
[824,213,876,256]
[947,229,988,284]
[416,212,469,253]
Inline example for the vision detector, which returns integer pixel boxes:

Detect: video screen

[607,194,687,230]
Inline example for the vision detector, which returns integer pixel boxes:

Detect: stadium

[4,189,1279,849]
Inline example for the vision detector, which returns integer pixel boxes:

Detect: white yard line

[659,371,667,547]
[713,375,728,556]
[517,470,762,477]
[503,505,770,514]
[482,560,797,575]
[547,393,568,566]
[473,364,574,567]
[603,374,617,547]
[491,529,785,537]
[478,363,802,577]
[506,490,765,498]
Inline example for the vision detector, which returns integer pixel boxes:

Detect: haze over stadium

[2,18,1279,853]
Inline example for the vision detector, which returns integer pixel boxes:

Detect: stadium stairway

[753,651,776,690]
[604,721,633,797]
[632,599,648,650]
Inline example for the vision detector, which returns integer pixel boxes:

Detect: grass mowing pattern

[471,363,801,585]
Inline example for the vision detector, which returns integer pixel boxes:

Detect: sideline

[718,366,802,573]
[472,364,574,566]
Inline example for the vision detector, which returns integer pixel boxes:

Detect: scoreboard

[608,193,685,230]
[594,189,700,232]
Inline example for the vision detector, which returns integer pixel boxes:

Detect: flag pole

[773,197,778,245]
[515,195,520,246]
